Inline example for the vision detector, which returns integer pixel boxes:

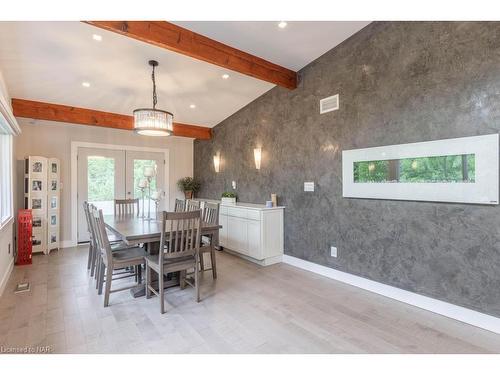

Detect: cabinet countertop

[198,198,285,211]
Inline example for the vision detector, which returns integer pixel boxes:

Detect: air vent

[320,94,339,114]
[14,282,30,294]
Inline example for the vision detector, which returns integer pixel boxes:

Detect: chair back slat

[174,199,186,212]
[186,199,201,212]
[83,201,93,241]
[92,206,113,265]
[159,210,201,265]
[85,202,101,250]
[114,198,140,217]
[202,202,219,225]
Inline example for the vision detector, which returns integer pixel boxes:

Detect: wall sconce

[213,152,221,173]
[254,147,262,170]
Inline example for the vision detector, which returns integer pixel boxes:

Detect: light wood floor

[1,245,500,354]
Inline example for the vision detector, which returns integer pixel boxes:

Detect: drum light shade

[134,60,173,137]
[133,108,173,136]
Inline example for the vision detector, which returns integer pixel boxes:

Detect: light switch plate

[304,182,315,192]
[232,181,236,189]
[331,246,338,257]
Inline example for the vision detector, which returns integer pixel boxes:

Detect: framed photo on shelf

[32,161,43,173]
[32,198,42,210]
[33,217,42,227]
[32,180,43,192]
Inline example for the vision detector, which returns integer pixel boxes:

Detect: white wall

[0,69,14,296]
[14,118,194,244]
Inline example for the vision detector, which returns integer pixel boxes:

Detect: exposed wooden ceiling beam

[84,21,298,90]
[11,98,212,140]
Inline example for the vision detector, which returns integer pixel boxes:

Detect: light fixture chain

[151,64,157,109]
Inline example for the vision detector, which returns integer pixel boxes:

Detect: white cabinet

[247,220,262,260]
[215,201,284,266]
[227,216,248,255]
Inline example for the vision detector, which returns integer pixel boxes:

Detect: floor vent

[14,282,31,294]
[320,94,339,114]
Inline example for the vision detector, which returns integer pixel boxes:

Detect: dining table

[103,214,221,298]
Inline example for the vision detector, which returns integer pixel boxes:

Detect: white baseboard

[282,255,500,334]
[223,247,282,266]
[60,240,75,249]
[0,258,14,297]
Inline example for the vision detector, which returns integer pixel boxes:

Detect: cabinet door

[219,214,228,247]
[247,220,263,260]
[227,216,248,255]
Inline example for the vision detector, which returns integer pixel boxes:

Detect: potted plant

[221,191,237,205]
[177,177,201,199]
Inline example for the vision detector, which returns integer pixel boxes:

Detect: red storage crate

[16,209,33,265]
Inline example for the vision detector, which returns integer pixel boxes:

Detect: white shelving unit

[24,156,61,254]
[47,158,60,253]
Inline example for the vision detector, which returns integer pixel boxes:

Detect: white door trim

[282,255,500,334]
[70,141,170,247]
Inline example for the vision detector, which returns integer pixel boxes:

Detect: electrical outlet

[330,246,338,258]
[304,182,314,192]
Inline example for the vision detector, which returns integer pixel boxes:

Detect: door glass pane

[133,159,158,216]
[88,156,115,214]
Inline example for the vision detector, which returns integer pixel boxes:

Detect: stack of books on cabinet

[24,156,60,254]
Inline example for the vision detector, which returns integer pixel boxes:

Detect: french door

[77,147,166,242]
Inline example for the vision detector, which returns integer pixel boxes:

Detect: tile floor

[1,245,500,353]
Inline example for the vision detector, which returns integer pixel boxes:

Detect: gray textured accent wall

[194,22,500,317]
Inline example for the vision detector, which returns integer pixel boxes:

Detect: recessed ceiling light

[278,21,287,29]
[82,82,90,88]
[92,34,102,42]
[222,73,230,80]
[189,104,196,109]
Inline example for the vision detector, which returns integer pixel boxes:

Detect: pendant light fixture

[133,60,173,136]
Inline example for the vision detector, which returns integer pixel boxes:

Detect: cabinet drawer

[227,207,247,219]
[220,206,228,215]
[246,210,261,221]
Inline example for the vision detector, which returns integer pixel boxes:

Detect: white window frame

[0,133,13,229]
[342,134,499,205]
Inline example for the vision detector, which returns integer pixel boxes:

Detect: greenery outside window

[354,154,475,183]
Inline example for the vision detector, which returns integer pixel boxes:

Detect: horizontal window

[354,154,475,183]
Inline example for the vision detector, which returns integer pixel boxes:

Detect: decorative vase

[185,190,193,199]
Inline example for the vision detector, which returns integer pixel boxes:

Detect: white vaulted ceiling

[173,21,370,71]
[0,21,369,128]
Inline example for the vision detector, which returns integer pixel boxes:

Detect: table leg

[130,241,180,298]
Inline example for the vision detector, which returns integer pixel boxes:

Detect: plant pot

[184,191,193,199]
[221,197,236,205]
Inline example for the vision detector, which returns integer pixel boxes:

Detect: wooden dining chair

[89,204,141,295]
[145,210,202,314]
[174,198,186,212]
[185,199,201,211]
[85,203,128,281]
[114,198,140,216]
[83,201,96,274]
[93,207,148,307]
[200,202,219,279]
